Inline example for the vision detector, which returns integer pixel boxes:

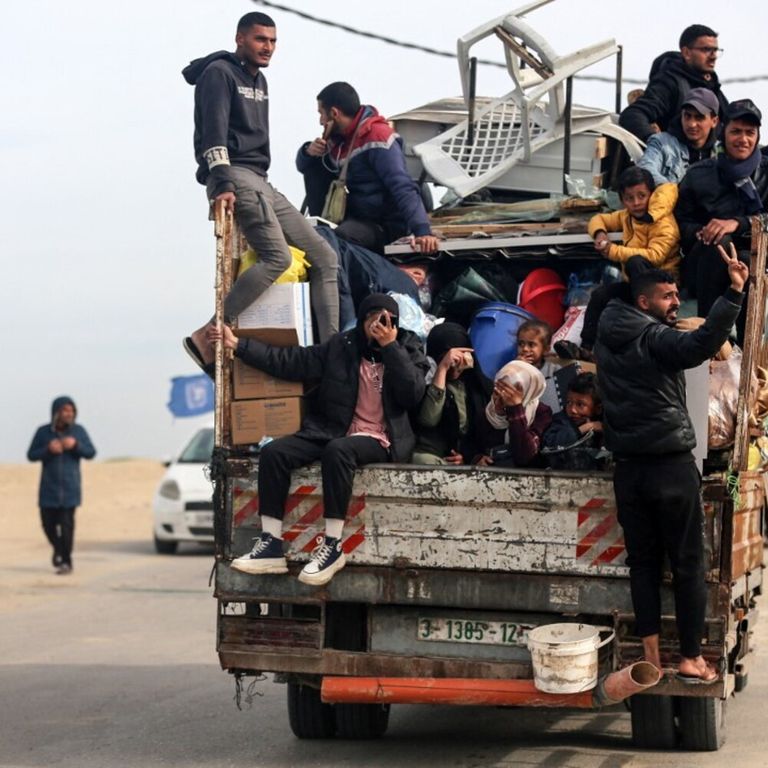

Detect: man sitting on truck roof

[619,24,728,142]
[210,293,428,586]
[636,87,720,186]
[182,12,340,373]
[594,248,748,683]
[296,81,439,255]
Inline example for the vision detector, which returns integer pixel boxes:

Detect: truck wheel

[630,694,677,749]
[334,703,390,739]
[678,697,726,751]
[287,683,335,739]
[154,535,178,555]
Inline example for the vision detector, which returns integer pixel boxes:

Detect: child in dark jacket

[412,322,490,465]
[542,372,605,470]
[478,360,553,467]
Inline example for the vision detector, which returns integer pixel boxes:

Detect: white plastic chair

[414,0,644,198]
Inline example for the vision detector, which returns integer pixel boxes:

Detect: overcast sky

[2,0,766,463]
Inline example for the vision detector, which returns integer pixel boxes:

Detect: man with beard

[594,251,747,684]
[182,12,339,372]
[637,88,720,185]
[209,293,428,585]
[296,81,439,255]
[619,24,728,142]
[674,99,768,341]
[27,396,96,574]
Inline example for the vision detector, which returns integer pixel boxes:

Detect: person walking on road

[27,396,96,574]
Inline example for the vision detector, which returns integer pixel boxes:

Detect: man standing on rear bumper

[595,250,747,684]
[27,396,96,574]
[183,12,339,367]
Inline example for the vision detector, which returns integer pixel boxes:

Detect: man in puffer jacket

[210,293,428,586]
[27,396,96,574]
[619,24,728,141]
[297,81,439,255]
[594,253,747,684]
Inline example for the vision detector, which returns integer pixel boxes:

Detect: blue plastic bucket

[469,302,536,380]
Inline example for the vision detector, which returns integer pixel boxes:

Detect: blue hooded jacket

[27,396,96,508]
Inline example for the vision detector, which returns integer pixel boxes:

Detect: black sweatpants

[258,434,389,521]
[40,506,75,568]
[613,456,706,658]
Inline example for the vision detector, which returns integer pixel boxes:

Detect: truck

[206,3,765,750]
[207,207,766,751]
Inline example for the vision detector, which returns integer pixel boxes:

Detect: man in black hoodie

[619,24,728,142]
[210,293,428,586]
[182,13,339,369]
[594,252,747,684]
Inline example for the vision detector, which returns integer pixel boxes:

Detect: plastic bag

[237,246,310,283]
[389,292,430,342]
[552,306,587,346]
[708,348,742,449]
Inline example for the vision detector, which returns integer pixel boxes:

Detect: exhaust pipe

[593,661,661,706]
[321,662,660,709]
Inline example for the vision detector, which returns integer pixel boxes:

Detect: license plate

[417,617,535,647]
[187,512,213,527]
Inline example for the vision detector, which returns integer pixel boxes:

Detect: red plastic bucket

[519,268,566,331]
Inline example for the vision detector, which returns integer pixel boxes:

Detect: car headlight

[158,479,181,501]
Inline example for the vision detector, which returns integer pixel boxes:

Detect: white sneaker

[231,533,288,575]
[298,535,346,586]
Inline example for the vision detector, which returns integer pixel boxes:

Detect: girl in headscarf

[480,359,553,467]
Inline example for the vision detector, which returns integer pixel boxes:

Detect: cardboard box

[236,283,313,346]
[230,397,302,445]
[232,358,303,400]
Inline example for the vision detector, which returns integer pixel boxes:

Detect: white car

[152,427,215,554]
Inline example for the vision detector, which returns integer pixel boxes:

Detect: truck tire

[630,694,677,749]
[678,697,726,751]
[287,683,335,739]
[334,702,390,739]
[154,535,178,555]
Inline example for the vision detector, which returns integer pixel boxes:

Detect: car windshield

[178,428,214,463]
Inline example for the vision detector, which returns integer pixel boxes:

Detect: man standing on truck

[182,12,340,371]
[594,247,748,684]
[27,396,96,575]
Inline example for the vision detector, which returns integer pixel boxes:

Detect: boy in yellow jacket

[565,167,681,355]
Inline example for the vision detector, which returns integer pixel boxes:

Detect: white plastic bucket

[527,623,615,694]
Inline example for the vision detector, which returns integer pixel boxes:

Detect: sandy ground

[0,460,166,609]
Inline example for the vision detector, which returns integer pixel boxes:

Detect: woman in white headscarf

[480,360,553,467]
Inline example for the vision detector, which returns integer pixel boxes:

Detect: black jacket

[594,290,742,456]
[619,52,728,141]
[541,411,604,471]
[182,51,271,196]
[235,329,428,461]
[675,154,768,253]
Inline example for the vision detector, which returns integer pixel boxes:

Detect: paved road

[2,538,767,768]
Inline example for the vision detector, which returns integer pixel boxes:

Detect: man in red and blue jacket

[297,81,439,255]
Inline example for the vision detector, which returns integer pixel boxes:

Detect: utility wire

[254,0,768,86]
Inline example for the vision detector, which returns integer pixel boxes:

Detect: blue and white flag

[167,374,214,417]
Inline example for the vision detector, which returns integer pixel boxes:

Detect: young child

[412,322,488,465]
[542,372,605,471]
[478,360,553,467]
[571,166,681,354]
[516,319,560,414]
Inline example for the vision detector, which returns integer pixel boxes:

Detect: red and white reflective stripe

[233,483,368,555]
[576,497,625,566]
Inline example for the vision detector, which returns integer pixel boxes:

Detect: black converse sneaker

[298,535,346,586]
[231,532,288,575]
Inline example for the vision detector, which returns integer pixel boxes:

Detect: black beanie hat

[357,293,399,327]
[426,321,470,361]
